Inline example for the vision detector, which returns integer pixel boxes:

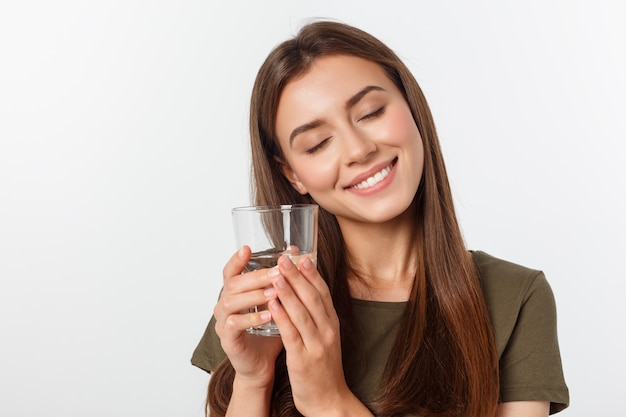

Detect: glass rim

[232,204,318,213]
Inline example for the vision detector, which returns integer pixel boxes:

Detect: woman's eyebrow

[289,85,385,146]
[289,119,325,146]
[345,85,384,110]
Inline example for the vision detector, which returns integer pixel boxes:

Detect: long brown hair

[208,20,499,417]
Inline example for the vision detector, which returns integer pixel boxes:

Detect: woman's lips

[347,158,398,190]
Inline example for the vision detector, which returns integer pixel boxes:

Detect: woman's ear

[277,159,308,195]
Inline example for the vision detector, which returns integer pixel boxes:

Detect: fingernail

[267,267,281,278]
[264,287,276,298]
[268,299,279,312]
[302,256,313,270]
[238,246,246,258]
[275,276,287,288]
[259,311,271,321]
[280,256,293,269]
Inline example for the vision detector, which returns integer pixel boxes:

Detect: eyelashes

[358,106,385,122]
[306,137,331,154]
[305,106,386,154]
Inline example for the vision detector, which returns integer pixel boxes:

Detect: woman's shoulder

[471,250,542,281]
[470,250,558,354]
[470,250,550,303]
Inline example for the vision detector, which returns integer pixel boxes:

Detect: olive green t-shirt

[191,251,569,414]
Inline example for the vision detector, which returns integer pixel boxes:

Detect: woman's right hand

[213,246,284,388]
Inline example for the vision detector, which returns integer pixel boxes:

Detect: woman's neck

[338,210,418,302]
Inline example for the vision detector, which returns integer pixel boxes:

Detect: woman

[192,21,569,417]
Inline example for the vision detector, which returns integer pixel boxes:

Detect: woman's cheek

[380,106,419,146]
[290,152,342,206]
[296,160,338,193]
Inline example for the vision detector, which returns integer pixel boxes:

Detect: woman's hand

[268,255,372,416]
[213,246,284,388]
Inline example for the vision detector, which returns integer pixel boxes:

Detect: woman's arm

[496,401,550,417]
[212,247,284,416]
[224,374,274,417]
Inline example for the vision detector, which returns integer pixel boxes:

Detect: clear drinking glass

[232,204,319,336]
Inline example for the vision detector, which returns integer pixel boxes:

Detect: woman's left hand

[267,255,357,416]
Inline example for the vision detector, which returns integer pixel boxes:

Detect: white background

[1,1,624,416]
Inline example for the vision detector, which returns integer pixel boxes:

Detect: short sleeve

[473,251,569,414]
[191,314,227,373]
[497,272,569,413]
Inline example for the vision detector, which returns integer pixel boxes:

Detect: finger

[214,285,277,323]
[222,246,276,295]
[217,309,273,339]
[222,246,251,283]
[278,256,330,327]
[272,258,325,346]
[296,256,338,323]
[222,268,277,298]
[267,296,302,349]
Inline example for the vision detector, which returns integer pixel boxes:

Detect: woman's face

[275,55,424,225]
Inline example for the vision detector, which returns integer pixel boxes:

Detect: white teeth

[352,165,392,189]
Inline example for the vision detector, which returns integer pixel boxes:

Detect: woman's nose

[342,129,377,165]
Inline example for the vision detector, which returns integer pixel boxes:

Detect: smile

[350,159,397,190]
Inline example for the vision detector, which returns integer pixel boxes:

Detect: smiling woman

[191,20,569,417]
[275,55,424,224]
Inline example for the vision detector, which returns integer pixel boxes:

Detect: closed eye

[358,106,385,122]
[306,137,331,154]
